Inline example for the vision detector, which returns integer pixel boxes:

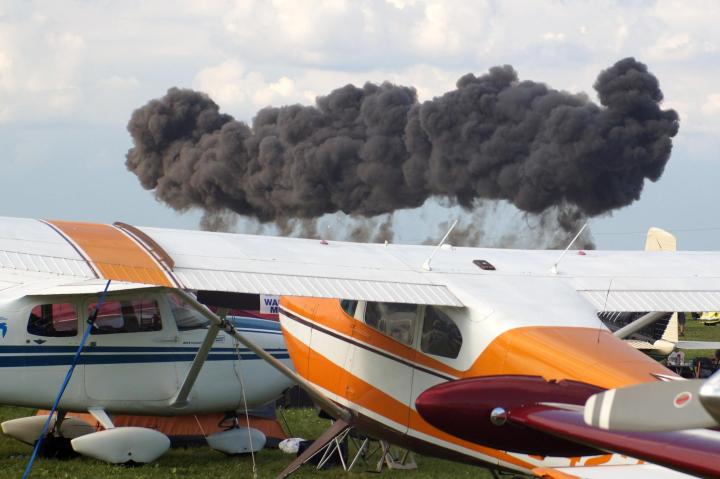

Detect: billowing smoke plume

[126,58,678,245]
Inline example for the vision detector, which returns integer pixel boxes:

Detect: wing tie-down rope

[22,279,112,479]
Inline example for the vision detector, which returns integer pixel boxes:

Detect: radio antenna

[422,219,458,271]
[550,222,588,275]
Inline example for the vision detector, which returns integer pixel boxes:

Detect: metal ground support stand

[312,424,379,472]
[282,423,417,476]
[346,430,382,470]
[315,426,350,470]
[376,440,417,471]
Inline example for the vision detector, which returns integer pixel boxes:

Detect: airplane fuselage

[0,289,292,415]
[279,271,674,475]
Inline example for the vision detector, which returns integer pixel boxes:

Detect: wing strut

[173,290,353,423]
[170,321,221,407]
[613,311,667,339]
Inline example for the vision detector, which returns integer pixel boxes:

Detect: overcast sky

[1,0,718,249]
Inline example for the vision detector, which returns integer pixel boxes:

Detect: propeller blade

[699,370,720,423]
[584,379,716,432]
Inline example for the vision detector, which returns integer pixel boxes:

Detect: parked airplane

[602,228,720,358]
[0,221,294,463]
[2,216,720,477]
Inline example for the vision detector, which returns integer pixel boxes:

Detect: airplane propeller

[584,370,720,432]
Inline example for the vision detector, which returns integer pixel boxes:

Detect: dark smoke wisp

[126,57,678,243]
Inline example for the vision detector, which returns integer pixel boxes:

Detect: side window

[168,293,210,331]
[90,298,162,335]
[421,306,463,359]
[27,303,78,337]
[363,302,419,346]
[340,299,358,318]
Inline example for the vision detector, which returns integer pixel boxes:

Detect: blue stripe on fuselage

[0,319,287,367]
[0,346,286,354]
[0,351,289,367]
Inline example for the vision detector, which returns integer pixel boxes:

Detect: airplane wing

[3,216,720,311]
[511,405,720,478]
[0,217,461,305]
[677,340,720,349]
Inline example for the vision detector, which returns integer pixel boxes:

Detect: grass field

[0,407,493,479]
[3,319,720,479]
[678,316,720,361]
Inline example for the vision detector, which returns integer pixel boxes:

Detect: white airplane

[2,216,720,478]
[0,219,294,464]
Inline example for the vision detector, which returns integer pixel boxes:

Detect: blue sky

[1,0,718,249]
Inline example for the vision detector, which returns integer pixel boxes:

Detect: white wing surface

[2,216,720,310]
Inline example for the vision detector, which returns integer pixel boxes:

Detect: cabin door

[83,293,180,401]
[344,301,420,435]
[22,299,87,401]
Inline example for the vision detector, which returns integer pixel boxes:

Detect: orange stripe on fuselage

[280,296,674,472]
[48,220,173,287]
[532,468,581,479]
[279,323,538,470]
[282,297,673,387]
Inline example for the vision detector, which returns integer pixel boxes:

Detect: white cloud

[648,33,695,60]
[413,3,459,53]
[541,32,566,42]
[194,61,306,117]
[0,0,716,137]
[193,60,462,122]
[701,94,720,116]
[100,75,140,89]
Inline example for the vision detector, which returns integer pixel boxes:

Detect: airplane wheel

[37,435,79,460]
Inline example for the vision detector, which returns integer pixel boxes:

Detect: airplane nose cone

[415,375,601,456]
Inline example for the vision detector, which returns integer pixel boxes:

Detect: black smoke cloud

[126,58,678,242]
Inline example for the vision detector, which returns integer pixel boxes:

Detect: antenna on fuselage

[422,219,458,271]
[550,222,588,275]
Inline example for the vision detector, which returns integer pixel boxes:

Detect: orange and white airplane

[2,216,720,478]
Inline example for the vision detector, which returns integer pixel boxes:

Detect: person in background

[713,349,720,369]
[696,356,716,378]
[678,312,688,336]
[667,348,685,367]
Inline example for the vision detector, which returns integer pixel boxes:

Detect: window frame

[167,292,211,332]
[339,299,359,319]
[26,301,80,338]
[418,305,463,360]
[357,301,423,347]
[84,293,167,336]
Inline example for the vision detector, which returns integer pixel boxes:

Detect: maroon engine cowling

[415,375,603,456]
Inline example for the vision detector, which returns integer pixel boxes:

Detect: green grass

[679,318,720,361]
[0,407,492,479]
